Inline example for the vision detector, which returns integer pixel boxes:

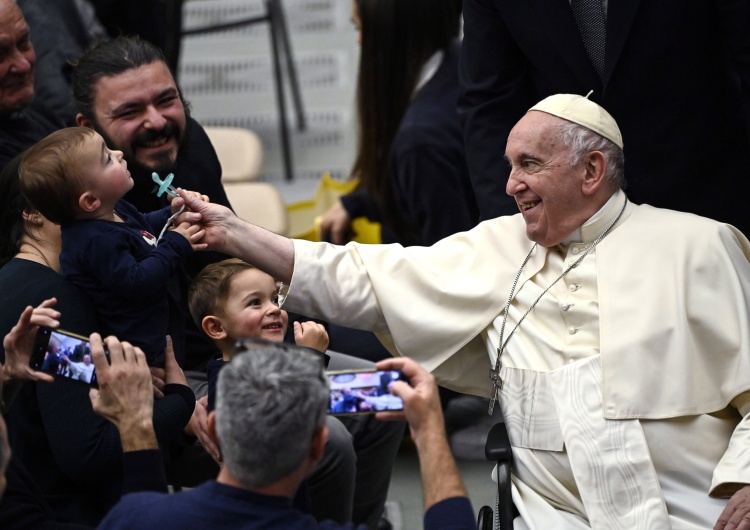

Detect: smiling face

[84,61,186,176]
[219,268,289,344]
[0,0,35,113]
[505,111,604,247]
[79,131,133,210]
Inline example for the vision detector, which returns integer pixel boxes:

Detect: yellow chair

[286,173,381,243]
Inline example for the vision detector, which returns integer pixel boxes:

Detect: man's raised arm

[375,357,476,529]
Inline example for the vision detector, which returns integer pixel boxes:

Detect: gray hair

[215,344,329,489]
[557,120,626,190]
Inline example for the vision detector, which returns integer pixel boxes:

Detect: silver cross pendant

[488,368,503,415]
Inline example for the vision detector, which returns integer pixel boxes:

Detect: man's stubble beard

[88,107,192,192]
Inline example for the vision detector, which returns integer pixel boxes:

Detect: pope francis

[177,94,750,530]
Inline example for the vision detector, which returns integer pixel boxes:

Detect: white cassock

[68,360,95,384]
[283,190,750,529]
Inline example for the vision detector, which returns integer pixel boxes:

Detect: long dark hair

[0,153,31,267]
[352,0,462,240]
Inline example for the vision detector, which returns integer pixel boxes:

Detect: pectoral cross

[488,345,504,415]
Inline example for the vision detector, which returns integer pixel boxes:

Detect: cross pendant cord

[488,197,627,414]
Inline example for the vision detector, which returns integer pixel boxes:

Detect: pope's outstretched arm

[176,189,295,284]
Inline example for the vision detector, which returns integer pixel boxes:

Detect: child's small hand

[171,221,206,251]
[293,321,329,352]
[170,189,209,213]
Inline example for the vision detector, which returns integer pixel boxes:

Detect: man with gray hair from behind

[97,343,477,529]
[216,345,331,503]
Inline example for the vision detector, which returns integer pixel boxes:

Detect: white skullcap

[529,92,623,150]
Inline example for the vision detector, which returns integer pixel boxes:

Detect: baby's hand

[170,189,209,212]
[293,321,329,352]
[171,221,206,251]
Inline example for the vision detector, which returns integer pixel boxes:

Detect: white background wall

[179,0,359,190]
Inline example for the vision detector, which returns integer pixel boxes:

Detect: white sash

[548,356,671,530]
[500,366,564,451]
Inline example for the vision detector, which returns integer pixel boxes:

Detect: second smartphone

[326,369,407,415]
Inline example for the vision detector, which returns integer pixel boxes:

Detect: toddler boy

[189,258,404,527]
[188,258,329,409]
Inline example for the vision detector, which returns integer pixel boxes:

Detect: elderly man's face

[0,0,35,113]
[84,61,187,176]
[505,111,594,247]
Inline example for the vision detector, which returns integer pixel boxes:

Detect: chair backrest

[226,182,288,236]
[204,126,264,182]
[483,420,515,530]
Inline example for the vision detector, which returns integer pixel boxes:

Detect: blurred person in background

[320,0,476,247]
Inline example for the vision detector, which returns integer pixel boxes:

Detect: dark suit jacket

[459,0,750,235]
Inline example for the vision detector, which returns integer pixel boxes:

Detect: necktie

[571,0,606,80]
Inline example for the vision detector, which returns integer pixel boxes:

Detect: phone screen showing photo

[31,328,105,387]
[327,369,406,415]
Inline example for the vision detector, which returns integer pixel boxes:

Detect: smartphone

[31,328,106,387]
[326,369,407,415]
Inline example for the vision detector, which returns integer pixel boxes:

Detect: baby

[20,127,204,364]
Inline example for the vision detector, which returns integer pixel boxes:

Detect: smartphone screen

[31,328,106,387]
[326,369,406,415]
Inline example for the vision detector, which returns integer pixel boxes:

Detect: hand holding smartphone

[326,368,407,415]
[31,328,108,387]
[1,299,60,385]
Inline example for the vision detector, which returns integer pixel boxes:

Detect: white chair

[204,125,287,235]
[227,182,288,236]
[204,126,264,182]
